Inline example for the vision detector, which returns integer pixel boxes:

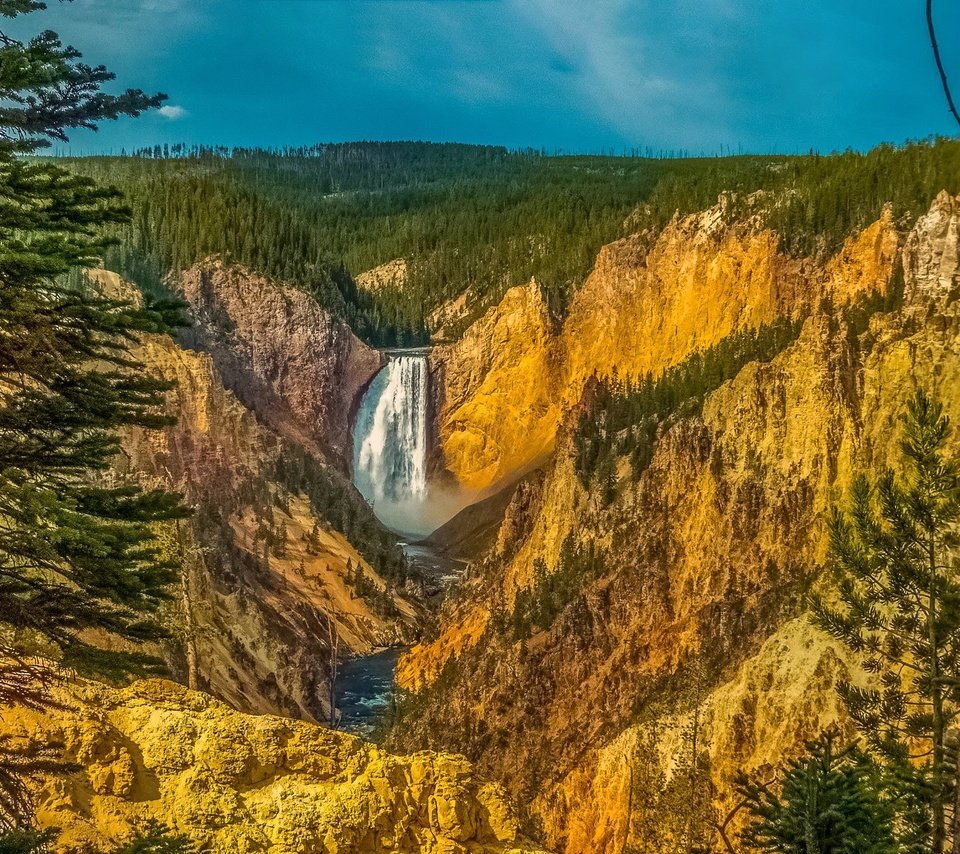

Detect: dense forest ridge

[388,190,960,852]
[56,137,960,347]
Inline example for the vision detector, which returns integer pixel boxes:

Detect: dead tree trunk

[176,520,198,691]
[325,613,340,729]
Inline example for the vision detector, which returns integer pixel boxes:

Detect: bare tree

[325,613,340,729]
[927,0,960,128]
[175,520,199,691]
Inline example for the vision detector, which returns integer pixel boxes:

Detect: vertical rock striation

[178,260,384,467]
[430,279,561,491]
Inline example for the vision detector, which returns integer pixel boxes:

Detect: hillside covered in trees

[56,138,960,345]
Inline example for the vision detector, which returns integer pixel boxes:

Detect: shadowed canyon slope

[434,199,898,491]
[179,260,384,466]
[393,192,960,853]
[91,267,419,725]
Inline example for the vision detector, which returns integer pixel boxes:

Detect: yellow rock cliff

[394,192,960,853]
[435,200,897,491]
[2,676,549,854]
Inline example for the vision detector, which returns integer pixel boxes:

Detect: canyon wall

[178,260,383,467]
[91,269,418,724]
[2,676,550,854]
[393,192,960,853]
[434,199,897,491]
[430,280,561,490]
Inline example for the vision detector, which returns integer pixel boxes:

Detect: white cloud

[158,104,188,120]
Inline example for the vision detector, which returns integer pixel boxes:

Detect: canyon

[430,198,898,493]
[90,264,419,726]
[390,191,960,852]
[13,185,960,853]
[9,4,960,847]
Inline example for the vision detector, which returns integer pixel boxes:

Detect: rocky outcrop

[357,258,407,292]
[436,201,898,491]
[431,280,561,490]
[178,260,383,466]
[392,193,960,852]
[3,677,550,854]
[544,618,868,854]
[89,269,418,724]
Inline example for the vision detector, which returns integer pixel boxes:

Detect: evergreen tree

[0,828,54,854]
[811,390,960,852]
[0,2,164,152]
[0,0,186,718]
[737,729,897,854]
[0,735,64,836]
[108,821,199,853]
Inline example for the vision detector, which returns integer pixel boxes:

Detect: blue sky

[19,0,960,155]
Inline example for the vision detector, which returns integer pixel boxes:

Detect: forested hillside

[57,138,960,345]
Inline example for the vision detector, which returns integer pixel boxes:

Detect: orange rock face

[432,280,562,491]
[435,201,898,492]
[394,194,960,853]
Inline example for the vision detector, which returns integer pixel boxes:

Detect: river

[336,647,402,735]
[335,541,464,734]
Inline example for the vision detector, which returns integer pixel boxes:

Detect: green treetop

[812,390,960,853]
[0,0,187,714]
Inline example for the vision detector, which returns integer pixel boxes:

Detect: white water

[353,353,432,534]
[356,355,428,502]
[353,351,478,536]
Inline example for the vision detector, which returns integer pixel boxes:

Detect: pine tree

[811,390,960,852]
[0,0,186,710]
[0,828,55,853]
[108,821,199,853]
[0,734,65,837]
[737,729,897,854]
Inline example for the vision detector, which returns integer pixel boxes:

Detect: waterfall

[353,354,430,527]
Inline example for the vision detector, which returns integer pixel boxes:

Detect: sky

[15,0,960,155]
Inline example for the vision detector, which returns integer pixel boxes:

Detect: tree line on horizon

[53,136,960,347]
